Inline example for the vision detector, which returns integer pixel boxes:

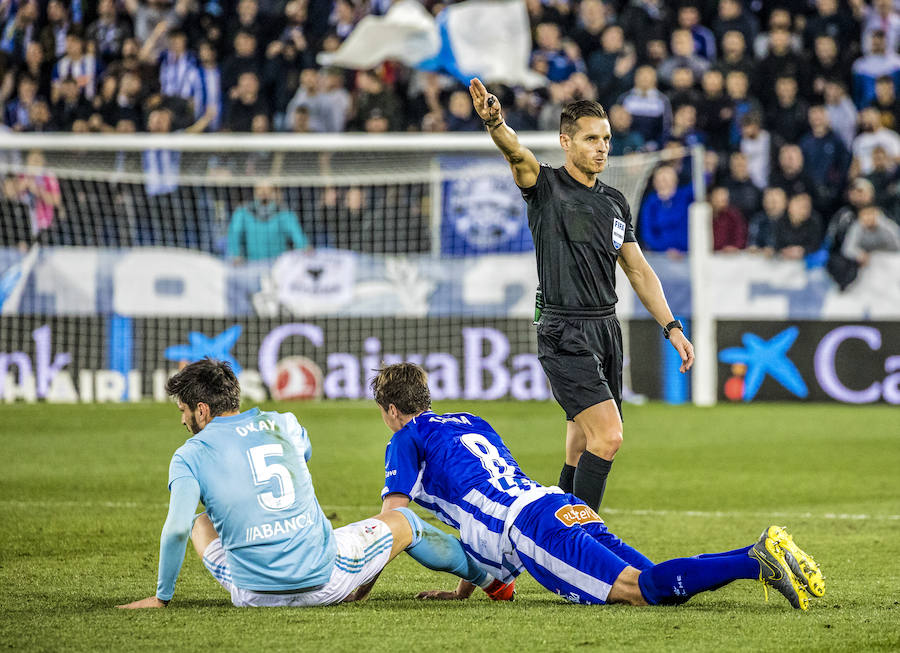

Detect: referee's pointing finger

[470,78,487,101]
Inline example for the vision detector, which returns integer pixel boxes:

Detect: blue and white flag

[418,0,544,87]
[0,244,39,315]
[318,0,544,88]
[317,0,439,70]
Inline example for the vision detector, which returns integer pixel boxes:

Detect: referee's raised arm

[469,78,540,188]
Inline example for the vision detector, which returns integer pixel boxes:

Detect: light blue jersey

[169,408,335,592]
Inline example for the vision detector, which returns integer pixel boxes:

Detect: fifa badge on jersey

[612,218,626,250]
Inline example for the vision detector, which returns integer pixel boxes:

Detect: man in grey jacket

[841,204,900,266]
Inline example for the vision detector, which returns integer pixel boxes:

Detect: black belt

[543,304,616,319]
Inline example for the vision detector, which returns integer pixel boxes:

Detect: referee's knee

[587,430,622,459]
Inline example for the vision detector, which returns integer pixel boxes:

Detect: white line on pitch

[600,507,900,521]
[1,500,899,521]
[0,500,152,509]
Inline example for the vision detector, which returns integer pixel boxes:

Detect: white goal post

[689,145,716,407]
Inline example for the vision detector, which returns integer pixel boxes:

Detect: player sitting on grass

[118,358,511,609]
[372,363,826,610]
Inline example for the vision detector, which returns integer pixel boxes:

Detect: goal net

[0,133,677,404]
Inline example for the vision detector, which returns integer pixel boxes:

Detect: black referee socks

[558,464,576,494]
[573,451,613,512]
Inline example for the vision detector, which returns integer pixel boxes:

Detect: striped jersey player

[381,409,537,585]
[374,363,825,609]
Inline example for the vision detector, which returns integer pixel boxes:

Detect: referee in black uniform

[469,78,694,512]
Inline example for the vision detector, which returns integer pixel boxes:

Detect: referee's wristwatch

[663,319,684,340]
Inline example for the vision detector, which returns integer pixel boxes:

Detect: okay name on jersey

[234,418,278,437]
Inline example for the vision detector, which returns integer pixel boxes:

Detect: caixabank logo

[718,322,900,404]
[719,327,808,401]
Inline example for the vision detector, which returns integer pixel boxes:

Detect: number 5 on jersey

[247,444,296,511]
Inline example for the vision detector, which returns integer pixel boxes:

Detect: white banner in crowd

[317,0,545,88]
[2,247,900,320]
[266,250,357,316]
[113,248,229,317]
[702,252,900,320]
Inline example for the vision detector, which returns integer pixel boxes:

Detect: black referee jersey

[520,164,636,310]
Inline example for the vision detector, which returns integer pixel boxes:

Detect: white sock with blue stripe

[393,507,493,589]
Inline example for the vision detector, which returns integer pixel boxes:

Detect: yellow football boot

[749,526,811,610]
[766,525,825,598]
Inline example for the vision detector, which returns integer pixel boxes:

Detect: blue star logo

[718,327,808,400]
[165,325,243,374]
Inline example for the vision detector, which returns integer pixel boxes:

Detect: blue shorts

[510,493,653,604]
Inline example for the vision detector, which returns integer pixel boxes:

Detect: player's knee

[605,430,623,452]
[387,507,422,548]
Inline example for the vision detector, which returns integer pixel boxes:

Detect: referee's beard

[568,153,607,180]
[568,144,608,178]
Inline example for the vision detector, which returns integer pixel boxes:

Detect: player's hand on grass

[670,331,694,373]
[341,590,363,603]
[416,588,467,600]
[342,576,379,603]
[468,78,501,125]
[417,579,475,601]
[342,586,373,603]
[117,596,168,609]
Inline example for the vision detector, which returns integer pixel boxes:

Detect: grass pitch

[1,400,899,652]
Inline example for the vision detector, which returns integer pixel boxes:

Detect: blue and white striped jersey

[382,411,555,583]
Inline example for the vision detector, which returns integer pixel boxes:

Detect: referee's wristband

[663,319,683,340]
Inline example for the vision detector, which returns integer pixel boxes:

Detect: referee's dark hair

[560,100,608,137]
[166,358,241,417]
[371,363,431,415]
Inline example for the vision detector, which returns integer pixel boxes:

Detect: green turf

[2,401,899,652]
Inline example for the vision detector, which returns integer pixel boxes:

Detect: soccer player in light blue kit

[119,358,512,609]
[373,363,825,610]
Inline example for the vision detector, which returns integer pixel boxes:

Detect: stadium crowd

[2,0,900,283]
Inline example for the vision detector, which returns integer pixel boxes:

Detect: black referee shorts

[536,307,624,421]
